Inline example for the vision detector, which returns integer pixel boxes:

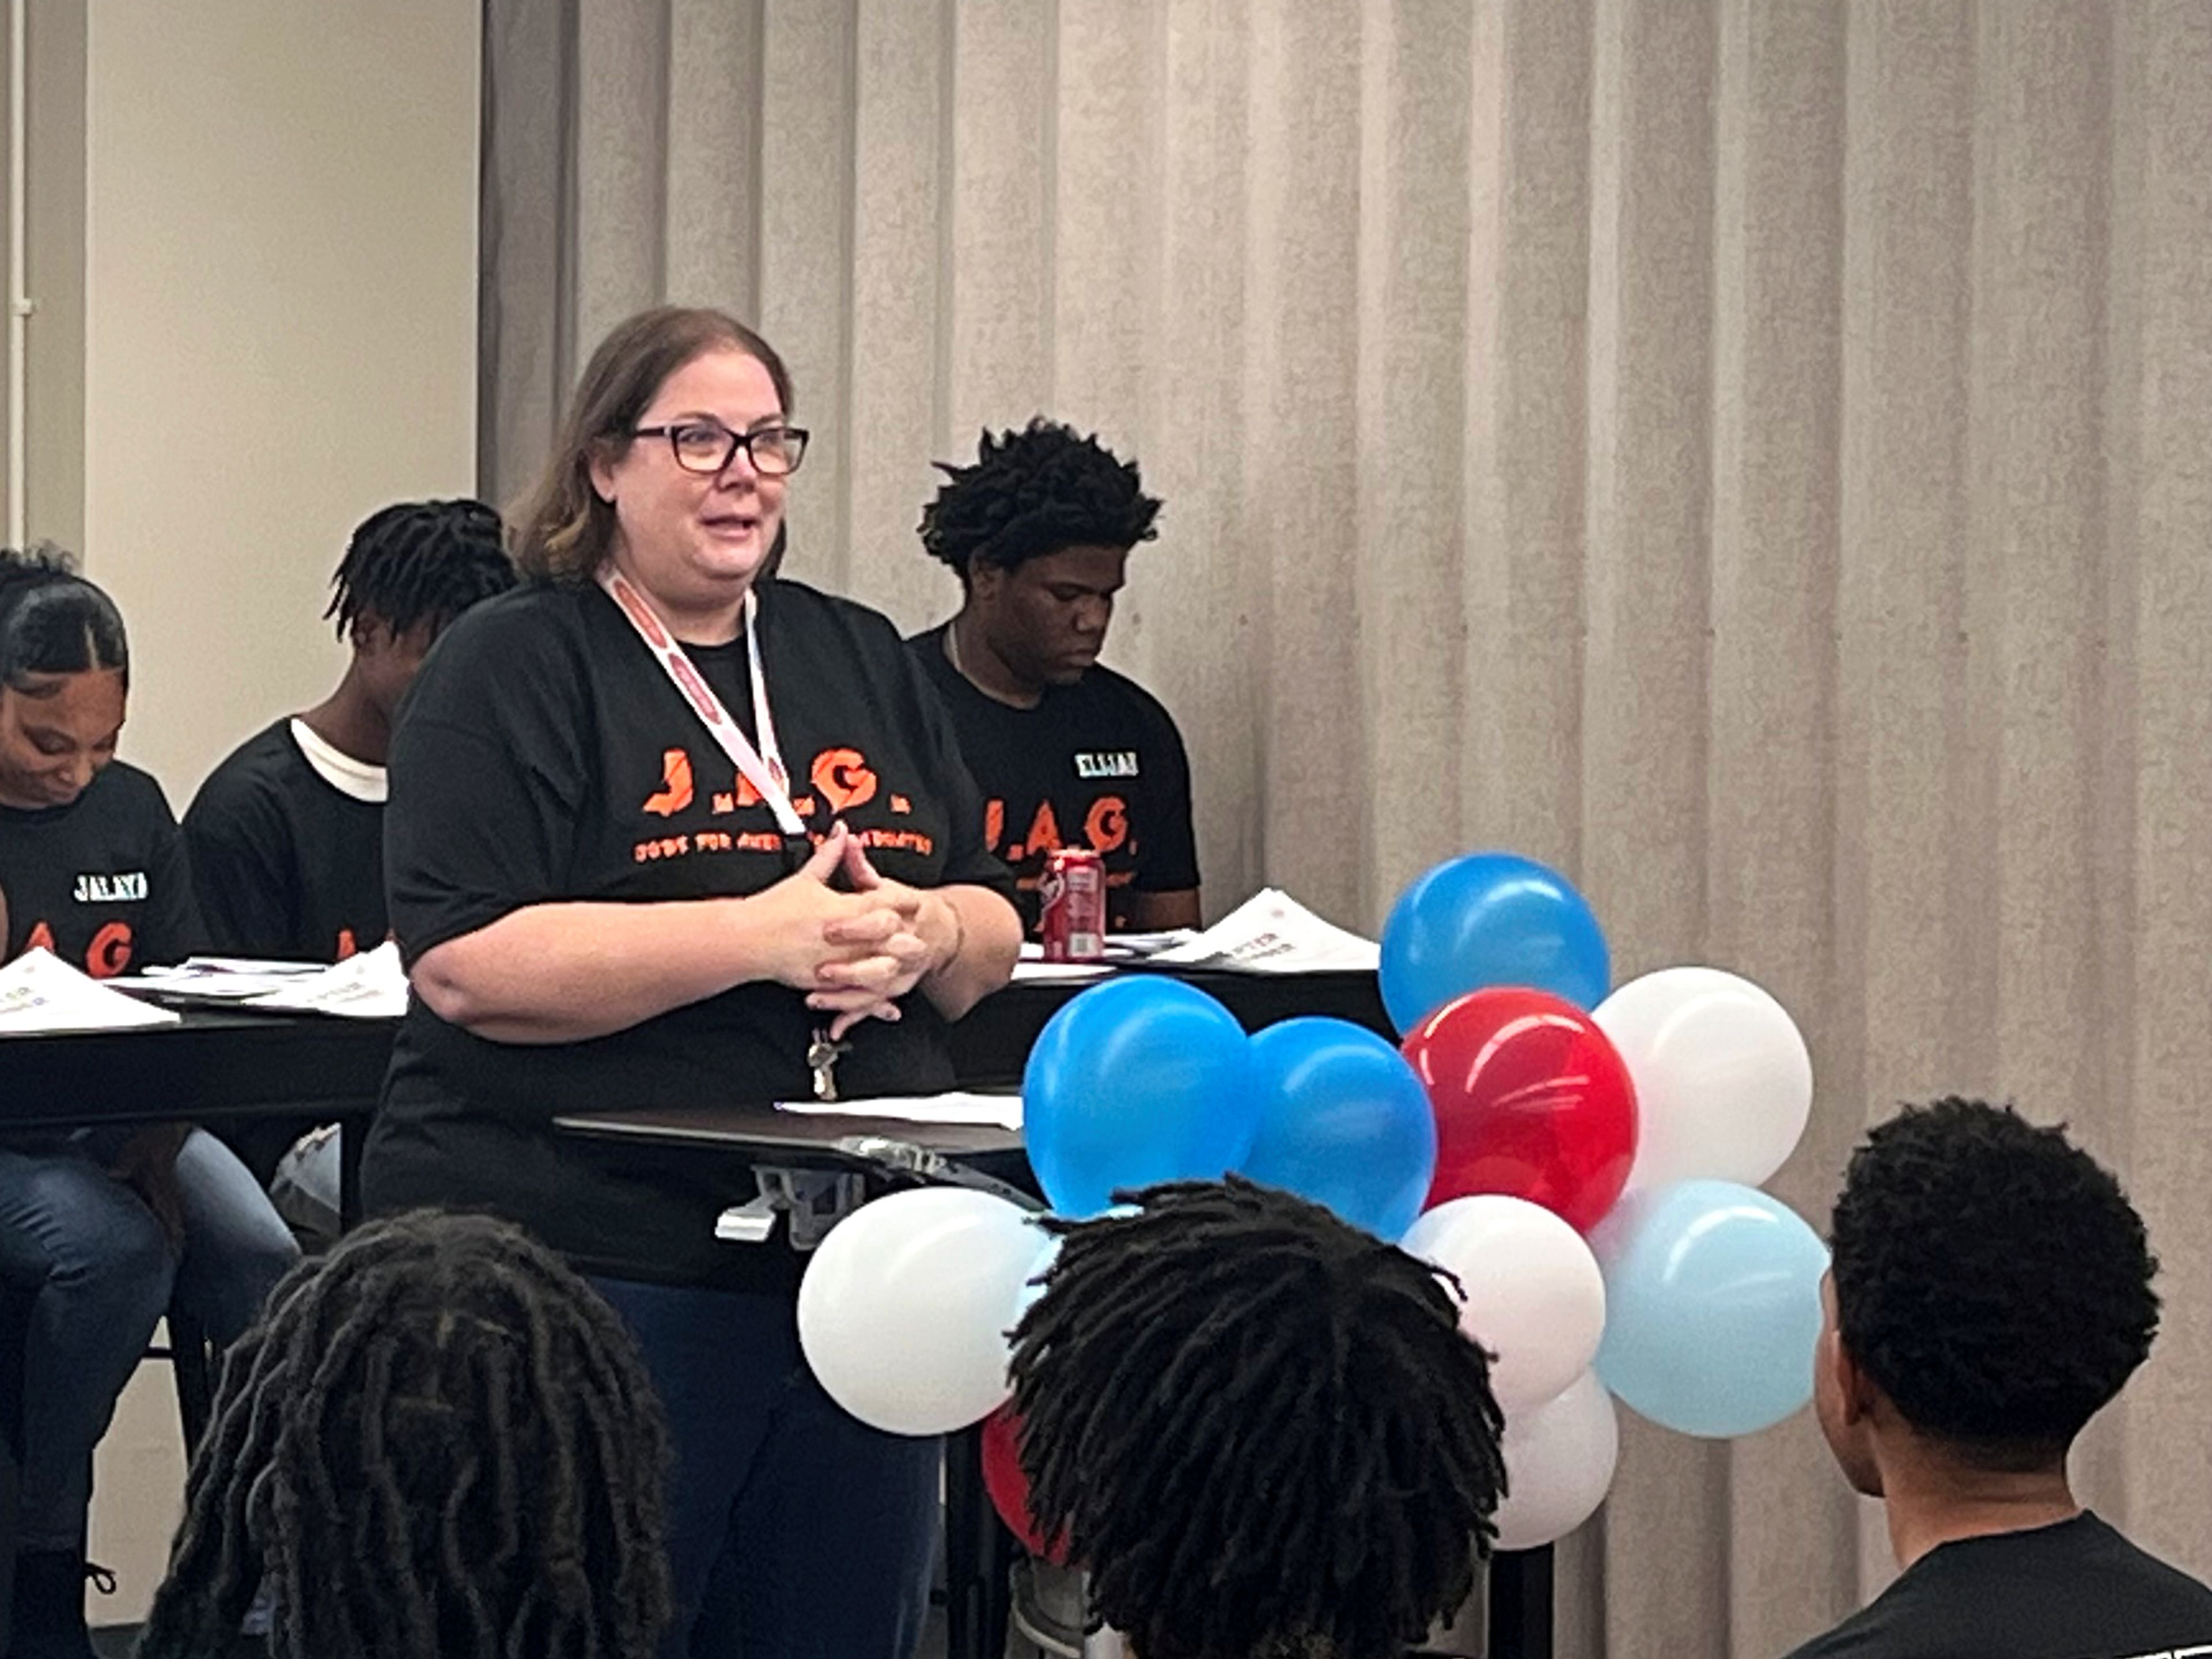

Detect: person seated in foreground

[910,419,1202,935]
[135,1210,672,1659]
[1787,1096,2212,1658]
[1007,1176,1509,1659]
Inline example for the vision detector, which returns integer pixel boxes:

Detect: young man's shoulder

[1781,1517,2212,1659]
[190,720,304,806]
[1070,660,1184,739]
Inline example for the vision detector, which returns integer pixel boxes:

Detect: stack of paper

[1147,888,1380,975]
[108,957,329,1003]
[244,941,410,1020]
[775,1091,1025,1131]
[0,948,182,1034]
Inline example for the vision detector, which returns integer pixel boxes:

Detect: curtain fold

[480,3,2212,1653]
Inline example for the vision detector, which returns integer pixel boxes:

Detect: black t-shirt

[184,719,387,961]
[0,761,202,976]
[907,624,1199,934]
[363,578,1014,1289]
[1783,1514,2212,1659]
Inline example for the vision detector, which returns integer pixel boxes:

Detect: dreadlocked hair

[1007,1177,1508,1659]
[917,418,1162,582]
[137,1210,672,1659]
[327,498,514,642]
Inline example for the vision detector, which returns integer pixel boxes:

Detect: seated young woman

[0,546,299,1659]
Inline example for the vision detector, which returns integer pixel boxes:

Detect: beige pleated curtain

[478,3,2212,1655]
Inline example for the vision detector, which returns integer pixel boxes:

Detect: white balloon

[797,1188,1054,1436]
[1492,1370,1619,1551]
[1595,966,1813,1192]
[1402,1195,1607,1411]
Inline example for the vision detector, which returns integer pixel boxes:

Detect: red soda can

[1039,847,1107,962]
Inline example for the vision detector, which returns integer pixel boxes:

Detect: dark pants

[590,1277,941,1659]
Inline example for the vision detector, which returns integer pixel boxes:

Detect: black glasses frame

[632,420,810,477]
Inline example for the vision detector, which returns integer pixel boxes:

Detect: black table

[0,1006,393,1129]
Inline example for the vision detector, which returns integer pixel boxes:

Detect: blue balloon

[1593,1180,1830,1438]
[1238,1018,1438,1241]
[1378,851,1609,1031]
[1023,978,1259,1218]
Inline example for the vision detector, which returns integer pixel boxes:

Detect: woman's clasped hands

[744,821,961,1040]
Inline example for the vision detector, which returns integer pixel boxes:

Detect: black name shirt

[907,623,1199,934]
[0,761,202,977]
[1783,1513,2212,1659]
[184,719,388,961]
[365,578,1013,1288]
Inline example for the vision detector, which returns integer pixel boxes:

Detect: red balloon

[1403,987,1638,1232]
[980,1404,1069,1563]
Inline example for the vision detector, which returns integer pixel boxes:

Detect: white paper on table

[1010,958,1115,984]
[107,955,331,1002]
[774,1090,1024,1131]
[243,941,409,1019]
[1009,929,1198,984]
[0,948,182,1033]
[1145,888,1381,975]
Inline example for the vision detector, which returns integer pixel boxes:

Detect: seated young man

[184,498,513,963]
[1008,1177,1509,1659]
[910,420,1201,935]
[137,1210,671,1659]
[1790,1097,2212,1658]
[183,501,510,1218]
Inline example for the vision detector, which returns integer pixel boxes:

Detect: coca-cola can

[1039,847,1107,962]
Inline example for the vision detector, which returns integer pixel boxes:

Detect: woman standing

[364,308,1021,1659]
[0,548,298,1659]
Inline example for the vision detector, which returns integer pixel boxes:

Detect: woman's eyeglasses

[631,420,810,478]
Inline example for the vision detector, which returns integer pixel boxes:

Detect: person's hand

[808,832,963,1040]
[733,825,923,1019]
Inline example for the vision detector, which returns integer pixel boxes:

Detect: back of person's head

[327,498,514,646]
[512,305,794,585]
[1828,1097,2160,1471]
[0,544,128,691]
[918,418,1162,585]
[1009,1177,1508,1659]
[138,1210,671,1659]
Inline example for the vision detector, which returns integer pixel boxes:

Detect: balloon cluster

[1382,853,1829,1547]
[796,850,1828,1559]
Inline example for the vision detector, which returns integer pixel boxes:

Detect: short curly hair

[917,418,1162,582]
[1831,1097,2160,1465]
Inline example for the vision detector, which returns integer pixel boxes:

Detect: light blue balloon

[1379,851,1610,1033]
[1593,1179,1830,1438]
[1238,1018,1439,1241]
[1023,978,1259,1218]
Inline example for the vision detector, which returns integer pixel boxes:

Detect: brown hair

[510,306,794,584]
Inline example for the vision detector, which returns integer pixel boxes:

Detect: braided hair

[918,419,1162,584]
[0,544,128,690]
[137,1210,672,1659]
[327,499,513,643]
[1008,1178,1508,1659]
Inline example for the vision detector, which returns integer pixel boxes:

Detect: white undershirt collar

[287,717,388,804]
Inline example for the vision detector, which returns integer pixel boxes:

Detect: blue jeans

[0,1128,299,1549]
[590,1278,941,1659]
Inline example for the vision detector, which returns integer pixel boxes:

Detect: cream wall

[81,0,480,800]
[68,0,479,1623]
